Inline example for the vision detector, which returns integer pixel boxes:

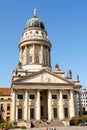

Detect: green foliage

[70,115,87,126]
[0,122,12,129]
[14,126,20,128]
[21,125,27,129]
[5,122,12,129]
[0,116,5,123]
[0,123,5,128]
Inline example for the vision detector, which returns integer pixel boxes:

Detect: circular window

[42,32,44,36]
[36,31,39,34]
[30,31,32,34]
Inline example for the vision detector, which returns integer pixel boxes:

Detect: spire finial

[34,8,36,16]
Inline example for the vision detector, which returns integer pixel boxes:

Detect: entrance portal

[40,90,48,119]
[41,106,43,119]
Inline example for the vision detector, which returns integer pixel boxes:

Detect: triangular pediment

[14,69,73,85]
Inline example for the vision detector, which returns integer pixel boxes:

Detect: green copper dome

[24,9,45,30]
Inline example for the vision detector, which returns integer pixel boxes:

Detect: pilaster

[25,45,28,64]
[49,49,51,67]
[33,44,35,63]
[41,45,43,64]
[20,48,22,63]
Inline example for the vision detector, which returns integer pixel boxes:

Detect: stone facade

[0,88,11,121]
[0,9,81,126]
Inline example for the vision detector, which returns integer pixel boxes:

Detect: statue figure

[77,74,79,81]
[69,70,72,79]
[34,8,36,16]
[55,64,60,71]
[66,71,69,78]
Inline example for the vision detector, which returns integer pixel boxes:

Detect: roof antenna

[34,8,36,17]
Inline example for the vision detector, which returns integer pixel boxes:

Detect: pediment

[14,69,72,85]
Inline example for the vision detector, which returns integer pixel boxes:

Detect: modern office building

[80,88,87,111]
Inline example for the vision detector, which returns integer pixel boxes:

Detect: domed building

[10,9,81,127]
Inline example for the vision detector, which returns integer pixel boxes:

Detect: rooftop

[0,88,10,96]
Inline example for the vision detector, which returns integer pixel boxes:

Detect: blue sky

[0,0,87,87]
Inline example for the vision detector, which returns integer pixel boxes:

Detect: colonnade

[11,89,75,122]
[19,44,51,67]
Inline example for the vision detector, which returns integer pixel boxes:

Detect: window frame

[29,55,32,63]
[52,95,57,99]
[7,104,10,111]
[53,108,57,118]
[29,95,35,99]
[30,108,34,119]
[18,94,23,100]
[63,95,68,99]
[18,108,22,120]
[64,108,68,118]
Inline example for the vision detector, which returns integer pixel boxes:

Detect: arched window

[35,55,39,63]
[35,45,40,64]
[29,46,33,64]
[22,47,25,65]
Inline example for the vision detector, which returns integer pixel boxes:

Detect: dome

[24,9,45,30]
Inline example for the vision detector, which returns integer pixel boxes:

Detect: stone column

[69,90,75,118]
[49,49,51,67]
[25,45,28,64]
[59,90,64,120]
[36,90,40,120]
[24,90,28,121]
[19,48,22,63]
[47,48,50,66]
[48,90,52,121]
[11,89,16,122]
[33,44,35,63]
[41,45,44,64]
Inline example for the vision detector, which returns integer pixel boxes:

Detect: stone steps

[31,120,64,128]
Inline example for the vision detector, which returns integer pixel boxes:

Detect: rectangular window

[63,95,68,99]
[53,108,57,118]
[35,55,39,63]
[1,104,3,110]
[29,56,32,63]
[18,94,23,99]
[7,112,10,115]
[7,104,10,111]
[64,108,68,118]
[30,108,34,119]
[8,98,11,100]
[29,95,35,99]
[18,109,22,119]
[6,116,10,121]
[52,95,57,99]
